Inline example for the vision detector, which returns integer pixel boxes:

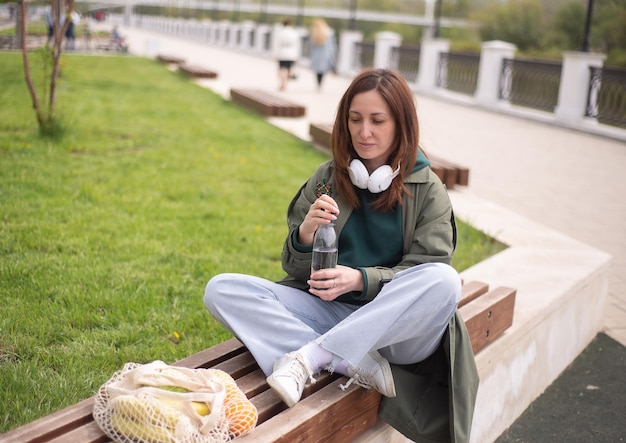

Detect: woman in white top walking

[274,18,301,91]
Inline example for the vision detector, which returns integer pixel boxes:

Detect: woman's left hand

[308,265,363,301]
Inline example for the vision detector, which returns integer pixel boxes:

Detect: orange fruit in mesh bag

[208,369,258,437]
[223,395,258,437]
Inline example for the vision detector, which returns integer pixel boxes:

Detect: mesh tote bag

[93,361,257,442]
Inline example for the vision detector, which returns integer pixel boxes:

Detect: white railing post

[416,38,450,92]
[475,40,517,106]
[228,22,239,47]
[254,24,270,55]
[217,20,230,46]
[208,21,218,44]
[554,51,606,124]
[374,31,401,69]
[240,20,254,51]
[337,30,363,77]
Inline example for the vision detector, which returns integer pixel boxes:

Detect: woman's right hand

[297,194,339,246]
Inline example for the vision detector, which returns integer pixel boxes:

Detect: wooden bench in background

[156,54,185,66]
[230,89,306,118]
[0,281,515,443]
[309,123,470,189]
[179,64,218,79]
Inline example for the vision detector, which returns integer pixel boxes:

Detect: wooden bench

[179,64,218,79]
[96,41,128,53]
[231,89,306,118]
[309,123,470,189]
[0,280,514,443]
[156,54,185,65]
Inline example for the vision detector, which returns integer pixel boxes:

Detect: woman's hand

[308,265,363,301]
[297,194,339,246]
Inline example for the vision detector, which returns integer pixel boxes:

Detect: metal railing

[353,41,375,71]
[120,13,625,134]
[499,58,562,112]
[437,51,479,96]
[587,65,626,129]
[391,45,421,83]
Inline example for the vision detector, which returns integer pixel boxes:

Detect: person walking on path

[44,6,54,45]
[64,10,80,51]
[273,18,301,91]
[204,68,478,442]
[308,18,337,91]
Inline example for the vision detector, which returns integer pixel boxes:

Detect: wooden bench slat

[234,369,270,399]
[459,286,517,354]
[46,422,110,443]
[249,388,287,424]
[0,397,95,443]
[237,379,380,443]
[459,280,490,308]
[173,337,245,368]
[211,351,259,378]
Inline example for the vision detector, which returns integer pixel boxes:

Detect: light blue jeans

[204,262,460,376]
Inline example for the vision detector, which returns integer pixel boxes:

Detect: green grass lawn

[0,51,505,433]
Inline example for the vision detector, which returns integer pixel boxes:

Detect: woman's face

[348,89,396,172]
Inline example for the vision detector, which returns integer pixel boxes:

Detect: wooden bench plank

[459,286,517,354]
[459,280,490,307]
[46,422,110,443]
[0,397,96,443]
[237,379,381,443]
[173,336,245,368]
[231,89,306,118]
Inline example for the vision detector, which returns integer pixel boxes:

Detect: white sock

[299,342,332,373]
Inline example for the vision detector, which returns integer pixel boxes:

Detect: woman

[204,68,478,441]
[309,18,336,91]
[274,18,301,91]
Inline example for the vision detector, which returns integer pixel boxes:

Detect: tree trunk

[49,0,73,120]
[20,0,45,127]
[15,0,23,49]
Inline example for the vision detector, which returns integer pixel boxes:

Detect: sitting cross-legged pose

[204,68,478,442]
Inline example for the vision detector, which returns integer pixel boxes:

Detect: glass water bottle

[311,222,338,272]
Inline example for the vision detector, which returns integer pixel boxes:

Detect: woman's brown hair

[331,68,419,212]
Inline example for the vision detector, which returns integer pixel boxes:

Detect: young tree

[19,0,74,135]
[472,0,545,51]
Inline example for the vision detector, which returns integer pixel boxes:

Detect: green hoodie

[280,150,455,303]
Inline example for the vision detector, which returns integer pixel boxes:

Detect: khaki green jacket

[280,160,456,298]
[279,160,478,442]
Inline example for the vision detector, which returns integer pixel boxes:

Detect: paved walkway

[103,22,625,347]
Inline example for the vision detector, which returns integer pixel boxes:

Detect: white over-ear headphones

[348,159,400,193]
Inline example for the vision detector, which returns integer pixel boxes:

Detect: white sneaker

[266,352,316,407]
[339,350,396,397]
